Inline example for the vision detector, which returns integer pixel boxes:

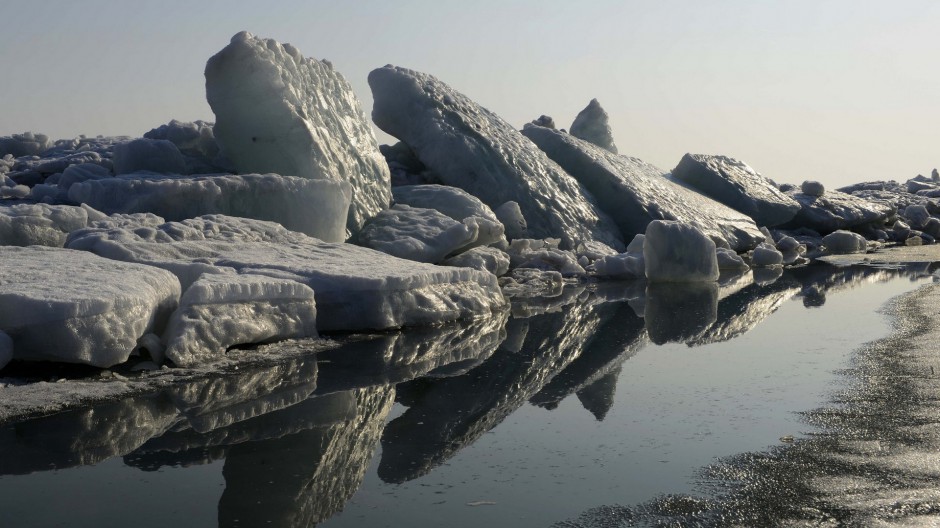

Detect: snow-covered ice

[569,99,618,154]
[0,246,181,367]
[671,154,800,227]
[643,220,719,282]
[206,32,391,236]
[368,65,623,251]
[163,274,318,367]
[522,125,765,252]
[68,172,352,242]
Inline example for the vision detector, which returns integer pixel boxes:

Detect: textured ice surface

[644,220,719,282]
[143,119,222,174]
[0,246,180,367]
[113,138,187,175]
[801,180,826,197]
[783,188,895,234]
[569,99,618,154]
[494,201,527,240]
[441,246,510,276]
[522,125,764,252]
[751,243,784,267]
[68,172,351,242]
[67,225,506,331]
[392,184,496,222]
[507,238,586,276]
[671,154,800,227]
[716,247,750,270]
[0,331,11,371]
[592,251,645,279]
[369,65,623,251]
[0,132,50,158]
[163,274,318,367]
[0,203,105,247]
[206,32,390,236]
[822,230,868,254]
[357,204,480,263]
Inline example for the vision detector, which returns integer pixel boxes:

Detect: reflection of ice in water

[0,265,929,527]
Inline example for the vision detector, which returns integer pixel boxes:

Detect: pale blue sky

[1,0,937,187]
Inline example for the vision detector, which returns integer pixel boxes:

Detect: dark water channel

[0,264,934,527]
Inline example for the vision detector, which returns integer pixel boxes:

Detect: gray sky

[1,0,937,188]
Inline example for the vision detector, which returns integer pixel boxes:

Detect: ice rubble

[782,187,895,234]
[205,31,391,236]
[163,274,318,367]
[441,246,510,276]
[368,65,624,251]
[0,203,106,246]
[569,99,618,154]
[391,184,507,246]
[0,246,180,367]
[357,204,480,263]
[671,154,800,227]
[66,215,507,331]
[522,125,765,252]
[643,220,719,283]
[68,172,352,242]
[0,132,51,158]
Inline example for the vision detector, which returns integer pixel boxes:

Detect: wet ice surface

[0,265,934,527]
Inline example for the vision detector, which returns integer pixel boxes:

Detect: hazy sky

[2,0,937,188]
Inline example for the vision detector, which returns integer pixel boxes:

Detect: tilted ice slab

[358,204,504,264]
[671,154,800,227]
[206,31,391,236]
[0,203,106,247]
[163,274,318,367]
[0,246,180,367]
[68,172,351,242]
[369,65,624,251]
[521,125,765,252]
[781,188,895,234]
[67,224,507,332]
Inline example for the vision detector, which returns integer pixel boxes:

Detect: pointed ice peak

[570,98,618,154]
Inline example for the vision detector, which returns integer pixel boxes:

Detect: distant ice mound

[671,154,800,227]
[0,246,180,367]
[569,99,618,154]
[521,125,765,252]
[205,31,391,237]
[368,65,624,252]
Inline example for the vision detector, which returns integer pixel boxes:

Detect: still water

[0,265,932,527]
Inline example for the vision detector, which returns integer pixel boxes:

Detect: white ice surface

[493,201,527,240]
[569,99,618,154]
[751,243,784,267]
[368,65,623,251]
[206,31,391,236]
[163,273,318,367]
[357,204,479,263]
[644,220,719,282]
[441,246,510,276]
[392,184,507,248]
[66,219,506,331]
[0,246,181,367]
[822,230,868,254]
[0,203,106,247]
[68,172,352,242]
